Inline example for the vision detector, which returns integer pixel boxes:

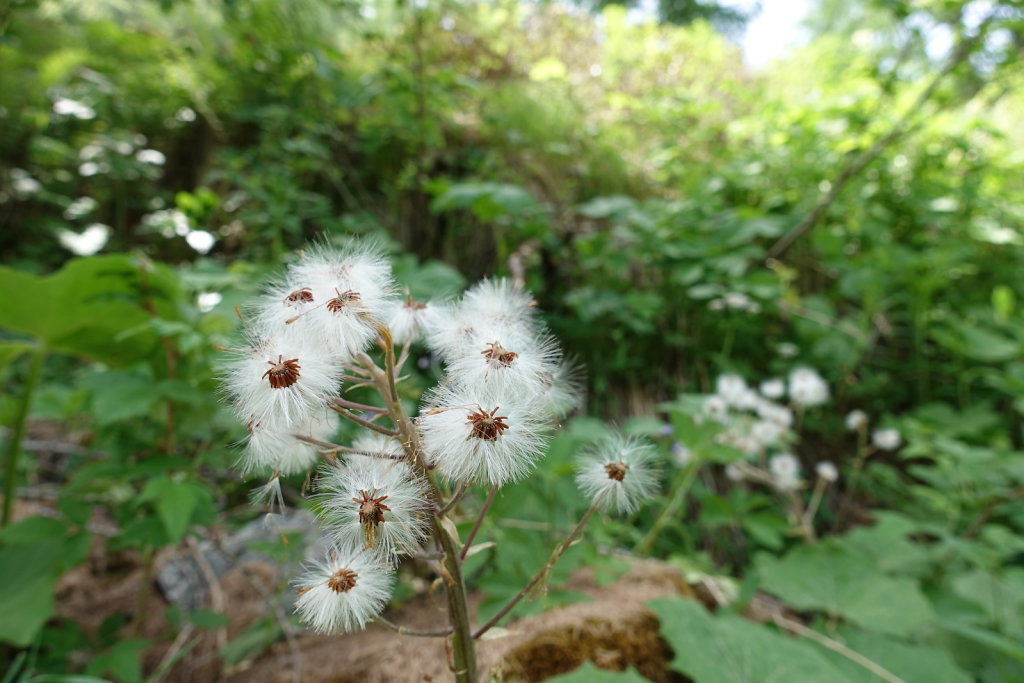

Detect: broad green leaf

[84,638,148,683]
[547,661,648,682]
[80,371,159,425]
[821,627,972,683]
[140,479,198,541]
[952,568,1024,637]
[188,609,230,629]
[0,340,33,375]
[0,540,62,646]
[0,255,180,364]
[755,542,935,637]
[649,597,854,683]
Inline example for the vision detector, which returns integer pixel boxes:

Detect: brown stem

[375,616,453,638]
[291,434,405,460]
[437,481,471,517]
[332,397,389,414]
[460,484,498,560]
[328,404,400,437]
[360,345,477,682]
[473,502,599,640]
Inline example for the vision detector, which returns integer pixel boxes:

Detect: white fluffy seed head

[872,428,902,451]
[715,374,749,407]
[816,461,839,483]
[316,458,429,559]
[265,243,396,359]
[417,384,550,487]
[788,367,829,407]
[703,395,729,422]
[574,435,660,514]
[846,410,868,432]
[241,410,338,476]
[759,378,785,399]
[293,547,394,633]
[769,453,801,490]
[445,331,562,398]
[222,333,341,432]
[384,297,440,345]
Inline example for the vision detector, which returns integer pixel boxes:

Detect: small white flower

[872,428,901,451]
[575,435,659,514]
[58,223,109,256]
[242,410,338,476]
[816,461,839,483]
[135,148,166,165]
[53,97,96,120]
[64,196,98,219]
[417,385,549,487]
[788,367,829,407]
[752,420,783,447]
[757,400,794,428]
[293,547,394,633]
[197,292,222,313]
[78,161,101,177]
[222,334,341,432]
[10,169,42,195]
[703,395,728,422]
[724,463,744,482]
[715,374,748,407]
[759,379,785,400]
[845,410,868,432]
[317,458,429,558]
[769,453,801,490]
[186,230,215,254]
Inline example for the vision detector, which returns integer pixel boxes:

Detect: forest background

[1,0,1024,681]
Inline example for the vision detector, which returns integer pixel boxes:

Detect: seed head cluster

[220,246,595,635]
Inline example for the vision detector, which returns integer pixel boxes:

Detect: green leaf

[755,542,935,637]
[649,597,854,682]
[188,609,230,629]
[140,479,198,542]
[0,255,181,364]
[820,627,972,683]
[84,638,148,683]
[546,661,648,682]
[0,340,33,375]
[80,371,158,425]
[0,540,62,646]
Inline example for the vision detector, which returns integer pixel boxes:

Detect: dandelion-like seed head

[262,354,301,389]
[293,547,393,633]
[318,459,429,558]
[872,428,902,451]
[846,409,868,432]
[575,435,659,514]
[816,461,839,483]
[769,452,801,490]
[418,386,549,486]
[788,367,829,407]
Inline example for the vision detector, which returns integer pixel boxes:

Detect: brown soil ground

[53,538,693,683]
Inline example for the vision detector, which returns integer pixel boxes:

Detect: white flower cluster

[701,373,796,458]
[845,409,902,451]
[698,368,833,491]
[221,247,580,636]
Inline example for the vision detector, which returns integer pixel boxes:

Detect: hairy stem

[473,502,599,640]
[460,484,498,560]
[361,347,478,682]
[2,346,45,526]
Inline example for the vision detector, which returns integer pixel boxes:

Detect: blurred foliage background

[1,0,1024,681]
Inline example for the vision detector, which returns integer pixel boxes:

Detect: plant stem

[2,346,45,527]
[328,404,400,437]
[460,484,498,560]
[473,502,599,640]
[635,460,700,557]
[360,347,477,682]
[803,477,828,529]
[375,616,453,638]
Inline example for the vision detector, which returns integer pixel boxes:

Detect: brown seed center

[326,288,361,313]
[467,406,510,441]
[285,287,314,304]
[604,462,629,482]
[326,568,358,593]
[262,354,301,389]
[481,341,518,367]
[352,489,391,526]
